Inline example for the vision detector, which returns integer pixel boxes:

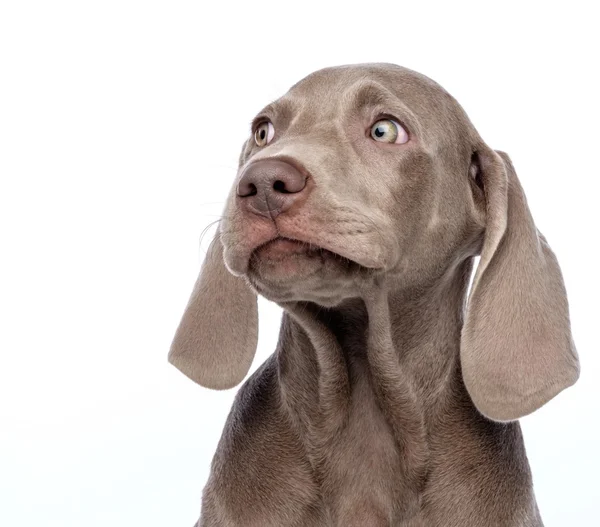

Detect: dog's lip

[254,238,315,257]
[251,236,357,265]
[225,231,391,276]
[249,235,382,271]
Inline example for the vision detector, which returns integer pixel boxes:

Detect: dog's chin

[246,238,372,306]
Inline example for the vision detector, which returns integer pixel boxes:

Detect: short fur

[169,64,579,526]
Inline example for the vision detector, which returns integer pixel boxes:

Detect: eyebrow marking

[345,81,400,111]
[342,79,421,139]
[250,99,295,131]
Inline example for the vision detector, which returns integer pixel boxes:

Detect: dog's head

[169,64,579,422]
[220,64,484,305]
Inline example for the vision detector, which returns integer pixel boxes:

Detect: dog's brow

[346,82,399,112]
[251,99,294,131]
[343,81,420,136]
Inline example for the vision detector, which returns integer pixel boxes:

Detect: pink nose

[237,159,309,218]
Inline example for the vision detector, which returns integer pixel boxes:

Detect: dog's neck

[275,256,480,517]
[278,256,476,426]
[385,257,473,407]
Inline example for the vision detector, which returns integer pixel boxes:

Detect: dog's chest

[304,354,424,524]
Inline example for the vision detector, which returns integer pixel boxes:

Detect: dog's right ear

[168,229,259,389]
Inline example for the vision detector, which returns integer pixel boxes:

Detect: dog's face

[220,64,485,305]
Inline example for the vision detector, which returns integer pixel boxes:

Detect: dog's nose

[237,159,309,218]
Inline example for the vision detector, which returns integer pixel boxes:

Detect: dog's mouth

[253,237,350,261]
[249,236,361,280]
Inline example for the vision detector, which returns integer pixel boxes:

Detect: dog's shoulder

[201,355,324,524]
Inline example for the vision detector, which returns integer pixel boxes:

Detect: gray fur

[169,64,579,526]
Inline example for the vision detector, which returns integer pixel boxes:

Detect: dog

[169,63,580,526]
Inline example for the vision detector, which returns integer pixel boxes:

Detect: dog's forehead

[291,64,438,96]
[291,65,442,110]
[268,63,474,143]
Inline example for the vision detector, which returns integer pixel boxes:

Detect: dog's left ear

[461,148,580,422]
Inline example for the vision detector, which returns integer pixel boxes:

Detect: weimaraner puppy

[169,63,580,526]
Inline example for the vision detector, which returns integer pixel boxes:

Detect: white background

[1,1,598,526]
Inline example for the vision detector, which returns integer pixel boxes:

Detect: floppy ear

[461,148,580,422]
[168,229,259,389]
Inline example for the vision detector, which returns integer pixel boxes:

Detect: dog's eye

[254,121,275,147]
[370,119,408,144]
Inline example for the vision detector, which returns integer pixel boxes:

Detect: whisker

[198,219,223,251]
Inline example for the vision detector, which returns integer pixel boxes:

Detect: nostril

[273,180,287,193]
[238,181,258,197]
[273,175,307,194]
